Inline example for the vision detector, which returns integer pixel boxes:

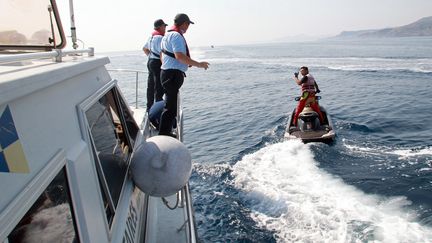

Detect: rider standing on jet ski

[292,66,324,126]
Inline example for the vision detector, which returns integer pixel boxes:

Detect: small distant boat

[285,96,336,143]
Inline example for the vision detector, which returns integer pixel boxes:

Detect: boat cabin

[0,0,196,242]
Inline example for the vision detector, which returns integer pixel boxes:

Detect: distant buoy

[130,136,192,197]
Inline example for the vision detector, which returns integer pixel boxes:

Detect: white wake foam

[343,140,432,160]
[204,56,432,73]
[232,140,432,242]
[391,147,432,158]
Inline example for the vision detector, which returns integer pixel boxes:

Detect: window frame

[77,80,139,231]
[0,0,66,51]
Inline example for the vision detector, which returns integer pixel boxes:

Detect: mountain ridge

[334,16,432,38]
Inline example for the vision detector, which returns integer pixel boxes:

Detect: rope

[161,192,180,210]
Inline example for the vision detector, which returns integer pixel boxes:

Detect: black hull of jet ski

[285,105,336,144]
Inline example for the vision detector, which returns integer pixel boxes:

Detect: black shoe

[159,132,177,138]
[166,133,177,138]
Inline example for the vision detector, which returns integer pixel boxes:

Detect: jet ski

[285,96,335,143]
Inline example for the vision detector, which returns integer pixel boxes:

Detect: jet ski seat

[299,110,318,122]
[298,107,320,131]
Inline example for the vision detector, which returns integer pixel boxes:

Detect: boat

[0,0,197,242]
[285,96,336,143]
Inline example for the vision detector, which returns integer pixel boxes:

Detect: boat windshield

[0,0,65,51]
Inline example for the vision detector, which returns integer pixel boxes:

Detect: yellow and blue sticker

[0,105,29,173]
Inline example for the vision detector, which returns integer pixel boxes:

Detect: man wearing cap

[158,13,209,137]
[143,19,168,111]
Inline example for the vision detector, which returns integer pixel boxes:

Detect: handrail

[0,48,94,64]
[108,68,145,73]
[0,51,58,63]
[184,183,197,243]
[107,69,147,109]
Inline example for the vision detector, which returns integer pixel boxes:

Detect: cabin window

[7,168,79,243]
[115,89,139,146]
[0,0,66,51]
[85,88,136,226]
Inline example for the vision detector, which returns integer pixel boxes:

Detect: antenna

[69,0,78,49]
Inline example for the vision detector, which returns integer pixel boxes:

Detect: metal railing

[183,183,197,243]
[107,69,147,109]
[0,48,94,64]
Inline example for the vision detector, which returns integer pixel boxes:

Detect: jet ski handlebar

[294,96,321,101]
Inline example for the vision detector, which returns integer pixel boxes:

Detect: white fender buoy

[130,135,192,197]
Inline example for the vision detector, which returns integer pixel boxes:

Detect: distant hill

[333,16,432,38]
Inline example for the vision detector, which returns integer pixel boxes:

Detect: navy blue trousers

[158,69,184,135]
[146,58,164,111]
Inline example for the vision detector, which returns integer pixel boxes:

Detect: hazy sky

[57,0,432,52]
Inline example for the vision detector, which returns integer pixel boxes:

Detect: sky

[56,0,432,52]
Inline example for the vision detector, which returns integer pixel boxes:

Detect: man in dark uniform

[143,19,167,111]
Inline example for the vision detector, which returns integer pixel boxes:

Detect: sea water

[108,37,432,242]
